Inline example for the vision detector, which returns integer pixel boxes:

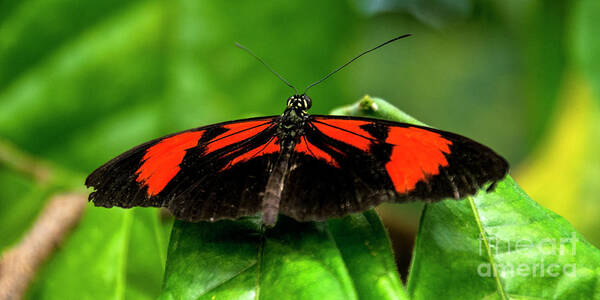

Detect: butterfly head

[287,94,312,112]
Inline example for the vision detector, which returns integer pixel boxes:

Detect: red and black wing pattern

[279,115,508,221]
[87,114,508,223]
[86,116,281,221]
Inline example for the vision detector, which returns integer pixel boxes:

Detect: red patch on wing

[385,127,452,193]
[295,138,339,167]
[136,131,204,196]
[224,137,280,169]
[312,119,372,151]
[205,120,272,154]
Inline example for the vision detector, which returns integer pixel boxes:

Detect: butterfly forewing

[86,116,281,221]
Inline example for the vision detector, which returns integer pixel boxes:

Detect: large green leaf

[408,178,600,299]
[336,96,600,299]
[161,211,407,300]
[27,206,133,299]
[27,207,170,300]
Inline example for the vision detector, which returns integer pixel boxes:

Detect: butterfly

[85,35,509,226]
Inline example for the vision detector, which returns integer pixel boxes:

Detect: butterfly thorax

[277,94,312,150]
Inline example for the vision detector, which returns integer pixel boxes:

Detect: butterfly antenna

[235,42,299,94]
[303,34,412,94]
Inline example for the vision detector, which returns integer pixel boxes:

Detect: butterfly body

[262,94,311,225]
[86,93,508,226]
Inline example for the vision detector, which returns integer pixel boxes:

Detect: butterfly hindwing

[86,116,281,221]
[278,115,508,221]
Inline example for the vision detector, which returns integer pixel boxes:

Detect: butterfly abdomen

[261,148,293,226]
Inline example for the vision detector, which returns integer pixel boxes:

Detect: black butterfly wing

[279,115,508,221]
[86,116,281,221]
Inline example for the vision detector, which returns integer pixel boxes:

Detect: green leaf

[0,169,50,252]
[161,211,407,300]
[337,95,600,299]
[330,95,426,126]
[28,206,170,300]
[28,206,134,299]
[408,178,600,299]
[327,210,407,299]
[125,208,172,300]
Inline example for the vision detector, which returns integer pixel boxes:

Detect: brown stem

[0,193,87,300]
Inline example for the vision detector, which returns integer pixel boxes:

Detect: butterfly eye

[302,95,312,110]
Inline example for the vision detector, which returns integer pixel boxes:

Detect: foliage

[1,0,600,299]
[161,212,406,300]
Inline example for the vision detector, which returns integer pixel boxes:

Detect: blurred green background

[1,0,600,298]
